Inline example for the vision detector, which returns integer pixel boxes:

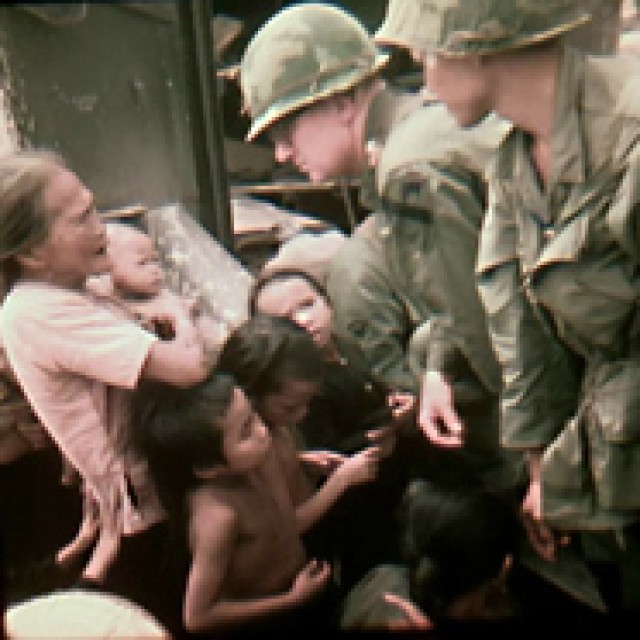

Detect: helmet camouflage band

[375,0,591,57]
[240,3,389,142]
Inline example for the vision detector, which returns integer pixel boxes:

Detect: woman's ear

[331,93,357,124]
[15,246,47,273]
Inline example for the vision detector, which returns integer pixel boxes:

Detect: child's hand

[299,450,346,477]
[366,425,397,458]
[388,391,416,425]
[334,445,381,488]
[290,559,331,603]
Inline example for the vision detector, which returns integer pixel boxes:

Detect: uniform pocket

[591,358,640,443]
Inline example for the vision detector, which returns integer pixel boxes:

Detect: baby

[87,221,225,354]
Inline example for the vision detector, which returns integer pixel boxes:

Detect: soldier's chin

[306,169,327,184]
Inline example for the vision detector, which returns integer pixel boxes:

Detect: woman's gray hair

[0,149,66,291]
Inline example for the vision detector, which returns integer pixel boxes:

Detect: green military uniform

[329,98,522,495]
[477,46,640,532]
[377,0,640,611]
[327,87,439,393]
[328,101,509,395]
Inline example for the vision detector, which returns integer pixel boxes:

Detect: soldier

[239,3,523,498]
[378,0,640,613]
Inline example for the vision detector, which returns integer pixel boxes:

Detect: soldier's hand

[418,370,464,448]
[521,474,568,562]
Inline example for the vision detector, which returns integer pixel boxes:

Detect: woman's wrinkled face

[254,276,333,349]
[255,377,318,431]
[36,167,109,288]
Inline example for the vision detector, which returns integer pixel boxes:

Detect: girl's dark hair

[132,372,235,517]
[0,149,66,293]
[398,479,520,620]
[217,313,324,402]
[248,268,330,317]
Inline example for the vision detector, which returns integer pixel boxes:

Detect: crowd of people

[2,0,640,636]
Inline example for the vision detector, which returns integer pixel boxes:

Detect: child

[217,312,419,591]
[132,372,337,634]
[340,478,521,630]
[217,314,384,531]
[93,221,226,361]
[248,268,413,454]
[0,150,209,628]
[248,268,506,589]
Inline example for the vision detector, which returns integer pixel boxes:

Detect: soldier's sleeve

[423,165,502,394]
[477,184,581,450]
[326,220,419,393]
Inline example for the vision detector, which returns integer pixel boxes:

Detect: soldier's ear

[332,93,358,124]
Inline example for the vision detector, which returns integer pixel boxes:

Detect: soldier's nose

[274,141,293,164]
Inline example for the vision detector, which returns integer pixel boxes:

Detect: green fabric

[340,564,412,630]
[328,102,508,394]
[328,210,446,392]
[378,104,510,393]
[375,0,591,56]
[476,46,640,529]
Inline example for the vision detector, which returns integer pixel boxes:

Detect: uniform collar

[548,46,587,187]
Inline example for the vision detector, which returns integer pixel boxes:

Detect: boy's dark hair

[398,479,520,620]
[132,372,235,514]
[217,313,324,402]
[248,268,330,317]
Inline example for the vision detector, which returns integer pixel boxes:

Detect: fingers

[418,412,464,448]
[383,593,433,630]
[521,513,558,562]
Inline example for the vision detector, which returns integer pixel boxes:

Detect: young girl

[0,150,209,627]
[132,372,337,634]
[248,268,414,454]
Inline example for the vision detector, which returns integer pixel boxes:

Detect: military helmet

[375,0,591,57]
[240,3,389,142]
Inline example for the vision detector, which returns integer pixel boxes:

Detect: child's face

[255,377,318,430]
[255,277,333,349]
[35,167,109,288]
[220,387,272,472]
[110,231,164,298]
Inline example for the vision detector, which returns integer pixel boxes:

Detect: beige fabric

[6,589,170,639]
[1,282,163,535]
[263,229,347,287]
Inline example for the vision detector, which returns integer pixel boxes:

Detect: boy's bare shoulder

[188,483,239,541]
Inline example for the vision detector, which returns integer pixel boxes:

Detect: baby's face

[110,232,164,298]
